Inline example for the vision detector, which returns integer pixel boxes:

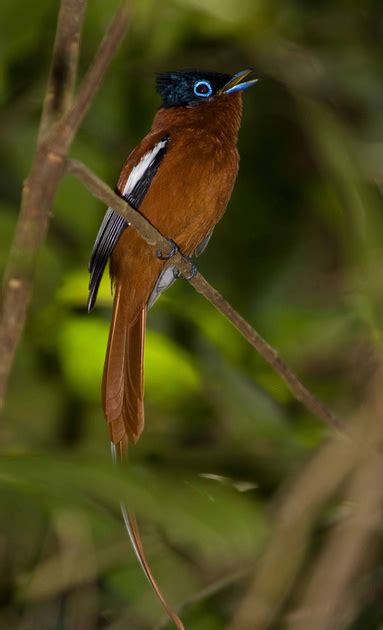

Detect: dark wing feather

[88,209,128,311]
[125,136,168,209]
[194,229,214,257]
[87,134,170,311]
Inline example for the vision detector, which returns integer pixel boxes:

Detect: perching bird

[88,69,257,628]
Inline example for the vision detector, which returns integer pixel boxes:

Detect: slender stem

[66,158,343,433]
[38,0,87,143]
[155,567,251,630]
[190,276,345,433]
[0,2,129,410]
[287,369,383,630]
[288,455,383,630]
[229,367,383,630]
[55,2,130,149]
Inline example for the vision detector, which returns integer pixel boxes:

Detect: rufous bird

[88,69,257,628]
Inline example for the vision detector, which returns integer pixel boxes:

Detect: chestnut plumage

[88,68,257,628]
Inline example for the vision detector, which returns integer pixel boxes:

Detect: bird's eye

[193,80,213,98]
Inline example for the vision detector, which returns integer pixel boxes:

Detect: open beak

[220,69,258,95]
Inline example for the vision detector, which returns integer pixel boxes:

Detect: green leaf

[58,316,107,401]
[58,317,200,405]
[145,329,201,405]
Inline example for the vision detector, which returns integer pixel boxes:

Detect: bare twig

[56,2,130,149]
[228,430,357,630]
[189,277,344,433]
[38,0,87,142]
[288,455,383,630]
[0,2,129,410]
[66,158,343,433]
[155,567,251,630]
[229,364,383,630]
[287,369,383,630]
[65,159,196,268]
[0,0,87,408]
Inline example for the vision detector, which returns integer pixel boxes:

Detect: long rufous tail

[104,282,184,629]
[102,281,146,444]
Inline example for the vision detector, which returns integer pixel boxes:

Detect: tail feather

[111,443,184,630]
[124,309,146,442]
[105,284,184,628]
[102,283,126,422]
[103,282,145,443]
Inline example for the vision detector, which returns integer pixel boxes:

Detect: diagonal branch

[288,454,383,630]
[228,367,383,630]
[156,567,251,630]
[286,368,383,630]
[0,2,129,411]
[66,158,344,433]
[189,276,345,433]
[227,431,356,630]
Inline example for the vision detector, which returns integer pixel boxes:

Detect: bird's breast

[139,127,239,254]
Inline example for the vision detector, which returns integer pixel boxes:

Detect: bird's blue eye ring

[193,80,213,98]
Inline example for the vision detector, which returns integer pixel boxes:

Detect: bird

[88,68,257,628]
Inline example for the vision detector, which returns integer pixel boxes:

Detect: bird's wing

[194,229,214,257]
[147,265,176,309]
[87,133,170,311]
[146,229,215,308]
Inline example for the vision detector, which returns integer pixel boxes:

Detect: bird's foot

[173,256,198,280]
[157,238,179,260]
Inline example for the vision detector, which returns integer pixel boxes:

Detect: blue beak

[221,69,258,95]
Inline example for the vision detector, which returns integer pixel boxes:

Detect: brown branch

[288,455,383,630]
[287,368,383,630]
[155,567,251,630]
[55,2,130,149]
[66,158,343,433]
[0,2,129,411]
[228,365,383,630]
[189,277,345,433]
[65,159,195,265]
[38,0,87,142]
[227,430,357,630]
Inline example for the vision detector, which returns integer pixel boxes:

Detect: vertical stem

[38,0,88,142]
[0,2,129,410]
[0,0,88,409]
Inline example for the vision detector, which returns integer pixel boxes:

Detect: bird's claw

[173,257,197,280]
[157,238,179,260]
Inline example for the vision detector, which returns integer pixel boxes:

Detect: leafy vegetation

[1,0,383,627]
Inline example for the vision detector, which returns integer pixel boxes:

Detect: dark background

[1,1,383,628]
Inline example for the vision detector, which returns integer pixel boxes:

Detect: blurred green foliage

[1,0,383,628]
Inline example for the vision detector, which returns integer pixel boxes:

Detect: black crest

[156,70,231,108]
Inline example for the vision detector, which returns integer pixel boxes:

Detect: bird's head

[156,69,258,109]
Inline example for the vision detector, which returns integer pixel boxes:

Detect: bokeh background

[1,1,383,628]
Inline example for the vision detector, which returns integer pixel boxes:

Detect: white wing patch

[122,139,169,197]
[120,137,175,309]
[147,266,177,309]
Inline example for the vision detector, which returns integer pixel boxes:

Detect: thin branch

[66,158,343,433]
[65,159,194,263]
[155,567,251,630]
[288,455,383,630]
[0,2,129,410]
[0,0,87,408]
[38,0,87,142]
[228,365,383,630]
[227,429,358,630]
[287,368,383,630]
[189,276,345,433]
[54,2,130,149]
